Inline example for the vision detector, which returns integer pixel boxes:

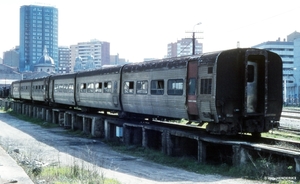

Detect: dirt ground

[0,112,266,184]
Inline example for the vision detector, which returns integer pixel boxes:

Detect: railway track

[280,109,300,133]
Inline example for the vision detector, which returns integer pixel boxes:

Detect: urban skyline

[0,0,300,63]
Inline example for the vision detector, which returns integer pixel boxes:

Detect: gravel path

[0,112,265,184]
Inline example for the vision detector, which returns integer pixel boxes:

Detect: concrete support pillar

[4,101,9,111]
[71,114,75,130]
[104,119,110,139]
[232,145,247,165]
[92,117,104,138]
[21,104,25,115]
[46,109,52,123]
[42,108,46,120]
[142,128,148,148]
[64,113,69,127]
[52,110,57,124]
[83,116,87,133]
[59,112,64,125]
[9,102,13,111]
[32,106,36,118]
[17,103,21,114]
[295,158,300,172]
[91,117,95,137]
[71,113,76,130]
[198,140,206,163]
[161,130,172,156]
[25,104,29,116]
[29,105,32,117]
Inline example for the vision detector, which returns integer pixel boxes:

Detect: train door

[187,60,199,119]
[49,78,54,103]
[244,49,268,116]
[246,61,258,113]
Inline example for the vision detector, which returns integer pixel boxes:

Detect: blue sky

[1,0,300,62]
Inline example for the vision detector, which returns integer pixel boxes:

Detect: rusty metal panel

[187,60,199,116]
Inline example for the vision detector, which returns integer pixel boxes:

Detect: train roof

[122,55,199,73]
[76,66,122,77]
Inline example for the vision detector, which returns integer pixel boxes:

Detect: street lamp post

[192,22,201,55]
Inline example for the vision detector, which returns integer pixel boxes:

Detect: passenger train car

[10,48,283,135]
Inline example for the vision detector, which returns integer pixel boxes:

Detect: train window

[200,78,212,94]
[14,87,18,92]
[64,84,68,93]
[87,83,94,93]
[136,80,148,94]
[95,82,102,93]
[54,84,58,92]
[68,84,74,93]
[59,84,64,93]
[80,83,87,93]
[208,67,213,74]
[167,79,183,95]
[188,78,196,95]
[104,81,112,93]
[124,81,134,94]
[151,80,164,95]
[247,65,254,82]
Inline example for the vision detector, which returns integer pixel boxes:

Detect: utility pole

[186,22,203,55]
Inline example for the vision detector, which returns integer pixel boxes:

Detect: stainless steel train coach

[10,48,283,135]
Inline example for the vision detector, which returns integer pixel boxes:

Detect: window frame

[167,79,184,95]
[136,80,148,94]
[150,80,164,95]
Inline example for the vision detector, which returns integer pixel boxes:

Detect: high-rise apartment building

[3,47,19,69]
[252,32,300,104]
[58,46,71,73]
[167,38,203,58]
[70,39,110,71]
[19,4,58,72]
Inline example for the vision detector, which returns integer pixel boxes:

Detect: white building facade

[253,32,300,105]
[167,38,203,58]
[70,39,110,71]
